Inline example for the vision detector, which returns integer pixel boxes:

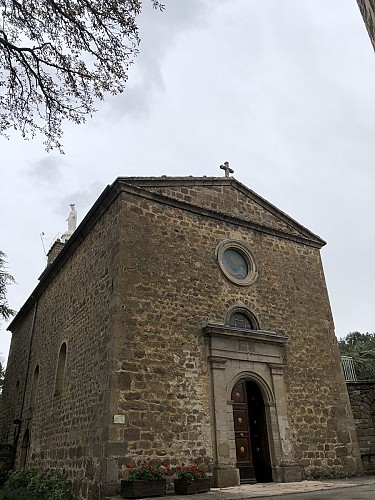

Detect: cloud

[103,0,210,121]
[28,156,63,184]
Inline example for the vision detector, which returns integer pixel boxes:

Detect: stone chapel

[0,175,363,498]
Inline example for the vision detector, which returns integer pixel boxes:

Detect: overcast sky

[1,0,374,362]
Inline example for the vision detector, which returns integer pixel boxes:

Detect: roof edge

[8,176,326,331]
[119,176,325,245]
[7,181,121,331]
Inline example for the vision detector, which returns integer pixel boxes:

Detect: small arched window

[30,365,39,408]
[14,379,20,417]
[55,342,67,396]
[226,306,260,331]
[229,312,254,330]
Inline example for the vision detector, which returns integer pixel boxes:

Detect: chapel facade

[0,176,363,498]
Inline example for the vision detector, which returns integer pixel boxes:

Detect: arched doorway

[231,379,272,483]
[19,429,30,468]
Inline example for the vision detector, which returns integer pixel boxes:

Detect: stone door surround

[202,324,302,487]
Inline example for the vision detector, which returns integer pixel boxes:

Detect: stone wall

[347,381,375,474]
[47,240,65,266]
[107,190,214,474]
[106,182,361,481]
[1,195,122,498]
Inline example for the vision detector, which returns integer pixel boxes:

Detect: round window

[223,249,248,279]
[215,240,257,286]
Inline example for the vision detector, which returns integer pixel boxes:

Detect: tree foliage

[339,331,375,380]
[0,0,164,151]
[0,250,15,323]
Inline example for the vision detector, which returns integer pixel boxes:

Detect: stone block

[106,442,128,457]
[212,467,240,487]
[335,446,348,457]
[279,464,303,483]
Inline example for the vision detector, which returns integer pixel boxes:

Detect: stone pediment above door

[202,323,287,365]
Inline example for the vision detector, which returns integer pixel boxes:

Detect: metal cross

[220,161,234,178]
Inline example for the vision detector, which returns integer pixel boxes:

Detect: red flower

[177,467,182,471]
[152,469,156,474]
[191,466,195,471]
[126,464,133,469]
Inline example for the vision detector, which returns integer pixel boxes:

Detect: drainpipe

[13,298,38,447]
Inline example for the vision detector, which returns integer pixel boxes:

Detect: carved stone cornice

[202,324,288,346]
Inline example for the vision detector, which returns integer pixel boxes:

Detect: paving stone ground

[106,475,375,499]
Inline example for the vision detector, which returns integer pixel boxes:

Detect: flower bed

[174,478,210,495]
[173,464,210,495]
[120,478,167,498]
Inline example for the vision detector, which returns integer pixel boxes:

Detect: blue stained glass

[223,249,248,279]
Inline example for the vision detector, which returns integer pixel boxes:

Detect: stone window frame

[54,342,67,396]
[225,305,260,330]
[215,239,258,287]
[14,379,20,418]
[29,365,39,409]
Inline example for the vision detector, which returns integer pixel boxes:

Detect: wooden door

[247,381,272,482]
[231,380,256,483]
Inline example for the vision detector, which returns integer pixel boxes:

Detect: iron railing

[341,356,357,382]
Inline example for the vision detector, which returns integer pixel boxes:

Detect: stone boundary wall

[347,381,375,474]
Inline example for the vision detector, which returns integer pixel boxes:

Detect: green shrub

[2,468,74,500]
[0,463,10,487]
[4,468,38,489]
[0,487,42,499]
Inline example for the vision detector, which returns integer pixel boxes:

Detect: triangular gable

[119,176,325,247]
[8,175,324,332]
